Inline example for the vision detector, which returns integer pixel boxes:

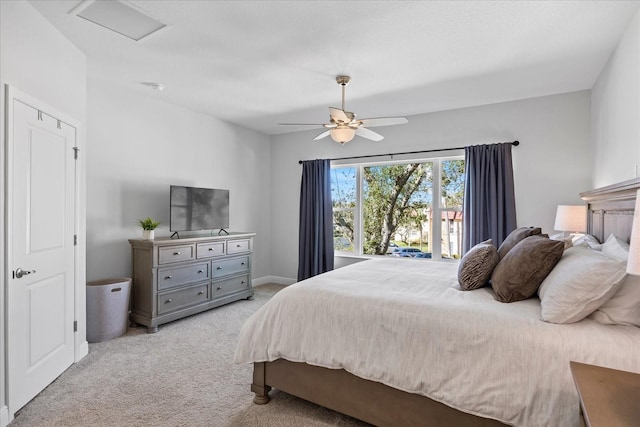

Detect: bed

[234,178,640,427]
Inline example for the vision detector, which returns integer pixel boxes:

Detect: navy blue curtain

[463,143,517,254]
[298,159,334,281]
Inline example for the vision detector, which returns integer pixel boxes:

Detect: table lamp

[554,205,587,238]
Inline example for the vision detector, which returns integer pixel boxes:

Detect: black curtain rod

[298,140,520,164]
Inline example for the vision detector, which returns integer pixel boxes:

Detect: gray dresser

[128,232,255,332]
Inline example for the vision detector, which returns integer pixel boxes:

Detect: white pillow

[588,275,640,326]
[538,246,627,324]
[601,233,630,261]
[589,234,640,326]
[573,233,602,250]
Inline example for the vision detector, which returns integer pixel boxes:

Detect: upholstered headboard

[580,177,640,244]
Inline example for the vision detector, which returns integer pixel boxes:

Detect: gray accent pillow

[491,235,564,303]
[497,226,542,259]
[458,239,499,290]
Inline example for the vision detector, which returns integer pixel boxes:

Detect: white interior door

[7,97,77,414]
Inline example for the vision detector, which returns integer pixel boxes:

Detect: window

[331,167,356,252]
[331,157,464,260]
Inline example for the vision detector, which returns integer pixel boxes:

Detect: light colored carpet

[10,284,370,427]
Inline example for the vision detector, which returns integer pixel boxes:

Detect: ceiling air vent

[70,0,166,42]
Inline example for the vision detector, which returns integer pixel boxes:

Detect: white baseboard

[0,404,10,427]
[252,275,296,287]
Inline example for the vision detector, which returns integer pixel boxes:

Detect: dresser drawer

[158,283,209,315]
[212,274,250,298]
[157,262,210,290]
[158,244,195,265]
[226,239,251,255]
[196,241,225,259]
[212,256,250,278]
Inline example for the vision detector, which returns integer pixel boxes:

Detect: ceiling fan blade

[329,107,350,123]
[358,117,408,128]
[279,123,325,126]
[355,127,384,142]
[313,130,332,141]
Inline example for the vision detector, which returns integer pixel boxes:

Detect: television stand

[129,232,255,333]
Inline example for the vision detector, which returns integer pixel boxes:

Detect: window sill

[334,253,384,260]
[334,253,459,263]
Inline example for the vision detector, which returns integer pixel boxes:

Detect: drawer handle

[236,244,241,248]
[217,266,223,270]
[208,248,214,251]
[198,291,205,296]
[241,262,246,265]
[174,252,181,256]
[164,275,172,280]
[198,270,204,274]
[165,299,172,304]
[241,281,246,284]
[216,286,222,290]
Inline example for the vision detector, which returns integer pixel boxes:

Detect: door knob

[15,268,36,279]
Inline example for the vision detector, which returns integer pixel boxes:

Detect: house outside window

[331,157,464,260]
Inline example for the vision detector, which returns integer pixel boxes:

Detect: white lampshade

[330,127,355,144]
[628,190,640,275]
[554,205,587,233]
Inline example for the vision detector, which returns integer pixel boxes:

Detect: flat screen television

[170,185,229,233]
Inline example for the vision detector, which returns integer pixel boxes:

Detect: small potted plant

[138,217,160,240]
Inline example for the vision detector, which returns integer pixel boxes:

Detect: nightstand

[570,361,640,427]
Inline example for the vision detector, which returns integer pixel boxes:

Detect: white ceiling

[29,0,640,136]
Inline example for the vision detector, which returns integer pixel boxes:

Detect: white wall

[86,78,272,283]
[270,91,592,280]
[0,3,87,122]
[0,1,87,423]
[591,8,640,187]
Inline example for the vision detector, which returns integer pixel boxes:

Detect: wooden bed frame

[579,177,640,244]
[251,177,640,427]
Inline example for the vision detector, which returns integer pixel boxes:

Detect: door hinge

[73,146,79,160]
[73,321,78,332]
[74,234,77,246]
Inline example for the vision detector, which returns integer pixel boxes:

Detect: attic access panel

[71,0,166,42]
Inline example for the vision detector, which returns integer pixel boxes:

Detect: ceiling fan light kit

[331,127,356,144]
[280,75,408,145]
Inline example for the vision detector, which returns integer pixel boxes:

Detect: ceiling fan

[280,75,408,145]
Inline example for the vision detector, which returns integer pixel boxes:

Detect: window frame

[331,154,464,261]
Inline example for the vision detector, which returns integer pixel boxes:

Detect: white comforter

[234,258,640,427]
